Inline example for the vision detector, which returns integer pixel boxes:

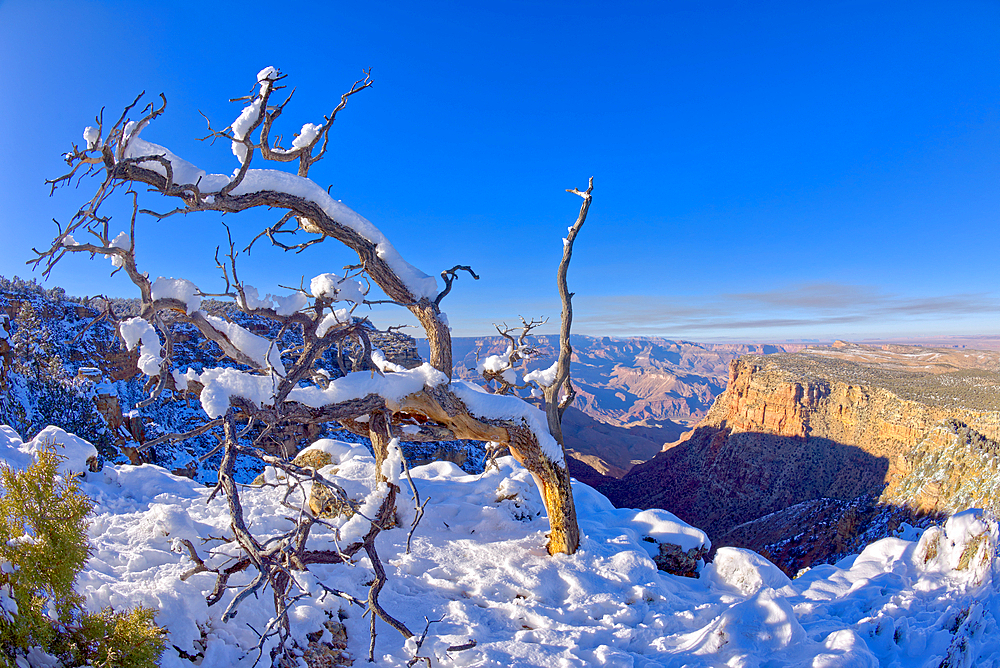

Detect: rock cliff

[600,343,1000,564]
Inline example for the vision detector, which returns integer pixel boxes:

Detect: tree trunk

[506,426,580,555]
[413,301,453,378]
[368,410,393,484]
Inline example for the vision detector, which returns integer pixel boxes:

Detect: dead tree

[476,316,547,395]
[34,67,590,659]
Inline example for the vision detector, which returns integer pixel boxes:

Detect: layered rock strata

[600,345,1000,557]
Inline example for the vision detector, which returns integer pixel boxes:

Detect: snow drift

[2,427,999,667]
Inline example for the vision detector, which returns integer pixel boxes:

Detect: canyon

[422,335,802,477]
[599,342,1000,573]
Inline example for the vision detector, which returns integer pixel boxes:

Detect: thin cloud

[726,283,1000,315]
[572,283,1000,338]
[726,283,880,309]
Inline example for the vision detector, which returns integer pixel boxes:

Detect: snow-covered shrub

[0,447,164,668]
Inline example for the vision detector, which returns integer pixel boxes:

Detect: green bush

[0,448,165,667]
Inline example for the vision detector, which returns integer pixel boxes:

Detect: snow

[124,138,231,191]
[0,580,16,621]
[187,363,448,418]
[202,314,285,375]
[630,508,709,553]
[370,348,406,373]
[172,367,200,392]
[271,291,308,316]
[150,277,202,315]
[310,273,364,303]
[83,126,99,149]
[237,285,269,311]
[706,546,792,597]
[20,646,60,668]
[61,234,79,246]
[119,317,163,377]
[476,347,522,386]
[0,425,96,476]
[104,230,130,267]
[195,367,278,418]
[477,347,512,375]
[230,96,262,164]
[288,363,449,410]
[110,231,129,249]
[292,123,321,150]
[0,425,34,470]
[524,361,558,388]
[316,308,349,338]
[450,380,564,464]
[2,428,1000,667]
[946,508,991,557]
[7,534,40,548]
[237,285,307,315]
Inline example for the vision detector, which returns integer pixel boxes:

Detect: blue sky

[1,0,997,341]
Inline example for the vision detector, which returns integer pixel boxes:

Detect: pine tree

[0,447,165,668]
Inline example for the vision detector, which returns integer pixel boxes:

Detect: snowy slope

[2,428,999,667]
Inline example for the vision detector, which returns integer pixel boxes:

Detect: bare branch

[139,418,224,452]
[544,176,593,439]
[400,451,429,554]
[435,264,480,305]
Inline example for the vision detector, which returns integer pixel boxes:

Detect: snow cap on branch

[272,292,307,316]
[257,66,278,82]
[524,361,558,388]
[186,362,449,418]
[203,314,286,375]
[105,231,130,267]
[83,126,99,149]
[292,123,322,150]
[151,277,202,315]
[478,348,518,386]
[120,317,163,377]
[236,286,307,315]
[316,309,350,337]
[310,273,364,303]
[231,97,262,164]
[124,138,231,190]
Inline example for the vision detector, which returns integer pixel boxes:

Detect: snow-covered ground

[3,428,999,667]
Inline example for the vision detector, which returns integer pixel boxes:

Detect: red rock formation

[600,345,1000,546]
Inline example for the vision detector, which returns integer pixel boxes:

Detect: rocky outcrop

[715,495,942,577]
[653,541,709,578]
[600,344,1000,558]
[76,366,149,464]
[369,330,422,369]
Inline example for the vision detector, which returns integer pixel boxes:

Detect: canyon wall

[600,344,1000,549]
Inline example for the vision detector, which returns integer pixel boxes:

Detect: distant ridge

[418,335,802,476]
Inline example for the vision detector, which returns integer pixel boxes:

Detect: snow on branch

[476,316,547,396]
